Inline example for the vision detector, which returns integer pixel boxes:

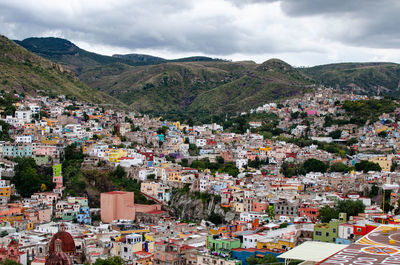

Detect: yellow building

[256,239,294,251]
[234,202,244,213]
[369,156,392,172]
[0,187,11,198]
[167,171,182,182]
[107,149,128,163]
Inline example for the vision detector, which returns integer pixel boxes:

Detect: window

[316,231,322,236]
[333,228,336,233]
[326,232,330,237]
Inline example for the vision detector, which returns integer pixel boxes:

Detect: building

[154,241,195,265]
[100,191,136,223]
[314,213,347,243]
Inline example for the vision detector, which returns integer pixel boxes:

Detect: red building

[299,204,319,222]
[139,151,154,161]
[353,224,378,236]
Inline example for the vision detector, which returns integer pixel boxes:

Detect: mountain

[16,36,400,120]
[0,35,124,106]
[16,37,224,74]
[300,62,400,96]
[77,58,314,116]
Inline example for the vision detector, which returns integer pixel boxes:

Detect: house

[314,213,347,243]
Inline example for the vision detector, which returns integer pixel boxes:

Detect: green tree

[280,161,299,178]
[378,131,388,138]
[0,259,22,265]
[319,200,365,223]
[111,165,126,179]
[347,137,358,146]
[369,183,379,198]
[220,163,239,177]
[93,256,125,265]
[247,254,278,265]
[336,200,365,219]
[318,206,338,223]
[355,161,382,173]
[303,158,328,173]
[12,158,54,197]
[330,162,349,173]
[328,129,342,139]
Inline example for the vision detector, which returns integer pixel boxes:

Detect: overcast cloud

[1,0,400,66]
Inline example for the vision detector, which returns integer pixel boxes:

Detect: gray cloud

[0,0,400,65]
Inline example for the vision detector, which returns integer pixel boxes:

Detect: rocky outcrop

[168,191,237,223]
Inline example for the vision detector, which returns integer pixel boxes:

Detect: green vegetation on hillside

[12,158,54,197]
[301,62,400,97]
[319,200,365,223]
[0,35,124,107]
[342,98,398,125]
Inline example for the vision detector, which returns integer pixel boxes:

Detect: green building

[53,164,62,176]
[314,213,347,243]
[207,235,241,255]
[62,210,77,221]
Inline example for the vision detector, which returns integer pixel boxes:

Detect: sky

[1,0,400,66]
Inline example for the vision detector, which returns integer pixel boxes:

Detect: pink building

[252,201,268,213]
[100,191,162,223]
[100,191,136,223]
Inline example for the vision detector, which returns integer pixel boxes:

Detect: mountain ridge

[0,35,125,107]
[10,35,400,119]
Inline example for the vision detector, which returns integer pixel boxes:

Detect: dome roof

[49,225,76,254]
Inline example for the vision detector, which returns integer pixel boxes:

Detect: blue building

[231,248,283,265]
[77,207,92,224]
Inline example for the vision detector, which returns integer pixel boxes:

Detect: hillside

[16,37,224,74]
[78,58,314,117]
[0,35,124,106]
[300,62,400,96]
[14,37,315,117]
[18,36,400,119]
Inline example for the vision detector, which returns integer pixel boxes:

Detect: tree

[217,156,225,165]
[330,162,349,173]
[220,163,239,177]
[347,137,358,146]
[40,183,47,192]
[12,158,53,197]
[336,200,365,219]
[280,161,299,178]
[0,260,21,265]
[291,111,300,120]
[369,183,379,198]
[93,256,125,265]
[318,206,338,223]
[319,200,365,223]
[111,165,126,179]
[355,161,382,173]
[328,129,342,139]
[247,254,278,265]
[378,131,388,138]
[303,158,328,173]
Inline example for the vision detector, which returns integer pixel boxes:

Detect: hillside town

[1,87,400,265]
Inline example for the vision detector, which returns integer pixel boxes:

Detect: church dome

[49,224,76,254]
[46,239,73,265]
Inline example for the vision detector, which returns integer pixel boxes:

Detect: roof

[278,241,347,262]
[104,191,128,195]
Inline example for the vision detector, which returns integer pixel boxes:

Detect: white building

[15,110,32,123]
